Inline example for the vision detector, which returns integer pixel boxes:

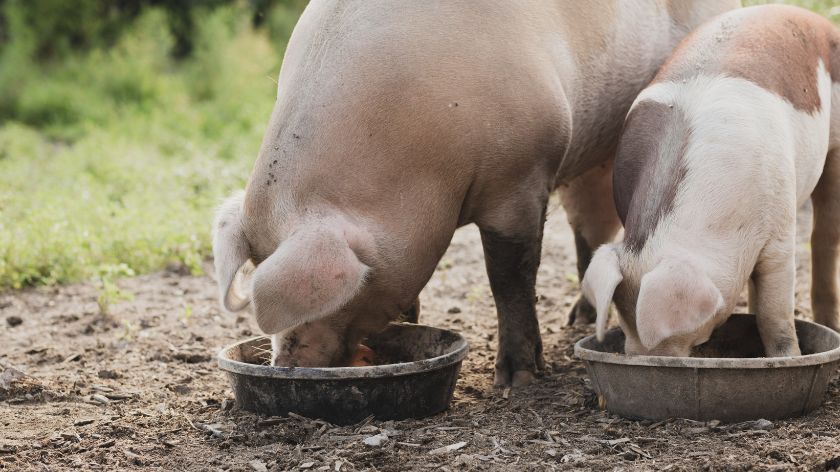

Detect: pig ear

[212,191,251,312]
[636,259,724,350]
[251,224,370,334]
[581,244,624,341]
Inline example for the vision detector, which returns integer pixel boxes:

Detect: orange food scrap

[349,344,378,367]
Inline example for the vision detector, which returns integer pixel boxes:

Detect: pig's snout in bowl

[575,314,840,422]
[218,323,468,424]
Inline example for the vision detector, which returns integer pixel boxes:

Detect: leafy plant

[119,320,139,341]
[96,264,135,315]
[181,303,194,325]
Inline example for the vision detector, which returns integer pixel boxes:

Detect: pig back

[250,0,578,231]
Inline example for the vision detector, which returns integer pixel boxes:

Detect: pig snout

[623,335,693,358]
[270,321,349,367]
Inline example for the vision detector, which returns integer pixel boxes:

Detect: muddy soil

[2,202,840,471]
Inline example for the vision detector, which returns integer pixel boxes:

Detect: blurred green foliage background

[0,0,836,289]
[0,0,305,288]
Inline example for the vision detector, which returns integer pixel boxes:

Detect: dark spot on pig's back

[614,101,690,253]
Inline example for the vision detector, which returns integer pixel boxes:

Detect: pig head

[213,187,454,367]
[583,245,725,356]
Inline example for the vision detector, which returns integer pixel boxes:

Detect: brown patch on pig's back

[657,5,840,113]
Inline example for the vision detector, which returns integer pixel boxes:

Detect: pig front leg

[401,297,421,324]
[479,203,547,388]
[754,235,801,357]
[811,151,840,332]
[748,277,758,314]
[558,163,622,325]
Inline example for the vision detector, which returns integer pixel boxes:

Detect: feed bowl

[218,323,468,425]
[575,314,840,422]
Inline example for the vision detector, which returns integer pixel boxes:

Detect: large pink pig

[213,0,739,386]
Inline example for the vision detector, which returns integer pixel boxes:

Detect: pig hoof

[494,369,536,388]
[567,296,597,326]
[511,370,535,387]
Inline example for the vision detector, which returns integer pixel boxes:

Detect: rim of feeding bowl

[574,317,840,369]
[217,324,470,379]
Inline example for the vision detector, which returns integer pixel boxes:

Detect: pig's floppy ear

[636,259,724,350]
[212,191,251,312]
[251,224,370,334]
[581,244,623,341]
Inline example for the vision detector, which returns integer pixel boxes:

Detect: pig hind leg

[479,198,548,387]
[811,149,840,332]
[753,232,801,357]
[558,163,622,325]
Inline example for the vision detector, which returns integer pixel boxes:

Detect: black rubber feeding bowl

[218,323,468,425]
[575,314,840,422]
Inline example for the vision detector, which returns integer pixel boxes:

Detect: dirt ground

[2,201,840,471]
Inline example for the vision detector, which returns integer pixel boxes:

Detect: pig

[213,0,739,386]
[582,5,840,358]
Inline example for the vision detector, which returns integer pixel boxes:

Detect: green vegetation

[0,1,305,288]
[0,1,836,290]
[744,0,838,19]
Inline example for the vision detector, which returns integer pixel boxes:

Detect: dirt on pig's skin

[2,201,840,471]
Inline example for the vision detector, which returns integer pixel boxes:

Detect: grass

[744,0,839,18]
[0,4,296,289]
[0,1,836,290]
